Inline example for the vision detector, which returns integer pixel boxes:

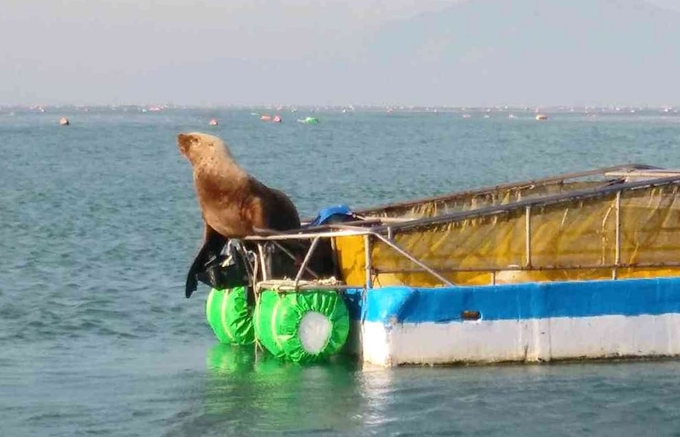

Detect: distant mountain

[360,0,680,106]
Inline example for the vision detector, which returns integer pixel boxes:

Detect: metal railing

[244,174,680,291]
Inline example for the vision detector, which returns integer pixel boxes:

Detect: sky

[2,0,679,107]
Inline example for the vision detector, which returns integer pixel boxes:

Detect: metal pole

[272,241,320,278]
[294,236,321,286]
[364,234,372,289]
[257,243,268,281]
[525,205,532,268]
[372,233,454,287]
[614,191,621,279]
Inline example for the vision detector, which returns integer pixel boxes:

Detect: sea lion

[178,132,302,298]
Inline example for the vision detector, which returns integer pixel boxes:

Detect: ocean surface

[3,107,680,437]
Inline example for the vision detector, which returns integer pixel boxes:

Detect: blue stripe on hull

[343,277,680,324]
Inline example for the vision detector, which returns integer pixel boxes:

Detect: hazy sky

[2,0,679,107]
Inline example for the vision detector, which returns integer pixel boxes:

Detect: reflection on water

[201,345,680,437]
[207,344,257,376]
[201,344,367,435]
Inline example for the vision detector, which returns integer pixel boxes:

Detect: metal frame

[354,163,659,217]
[525,205,532,268]
[364,234,372,289]
[243,170,680,291]
[272,240,321,279]
[247,225,455,290]
[614,190,622,279]
[372,173,680,234]
[293,236,321,286]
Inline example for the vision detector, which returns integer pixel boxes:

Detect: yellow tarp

[335,183,680,287]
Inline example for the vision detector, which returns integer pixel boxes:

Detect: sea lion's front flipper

[185,224,228,298]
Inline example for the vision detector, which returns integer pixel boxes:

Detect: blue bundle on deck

[308,205,357,227]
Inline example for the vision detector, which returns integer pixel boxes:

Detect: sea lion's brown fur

[178,132,301,297]
[178,132,301,236]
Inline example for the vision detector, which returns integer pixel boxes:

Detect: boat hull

[347,277,680,366]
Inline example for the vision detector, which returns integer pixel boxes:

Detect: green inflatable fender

[205,287,255,345]
[254,289,350,363]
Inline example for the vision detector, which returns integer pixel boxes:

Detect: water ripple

[3,109,680,436]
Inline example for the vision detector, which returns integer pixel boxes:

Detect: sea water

[2,107,680,436]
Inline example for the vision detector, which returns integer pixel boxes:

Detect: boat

[535,114,549,121]
[260,114,282,123]
[297,117,319,124]
[199,164,680,366]
[59,117,70,126]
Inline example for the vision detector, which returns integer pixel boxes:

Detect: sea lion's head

[177,132,234,165]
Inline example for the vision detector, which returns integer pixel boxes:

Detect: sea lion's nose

[177,133,191,155]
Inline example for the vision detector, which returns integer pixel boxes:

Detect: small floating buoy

[297,117,319,124]
[535,114,548,121]
[59,117,70,126]
[209,118,218,126]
